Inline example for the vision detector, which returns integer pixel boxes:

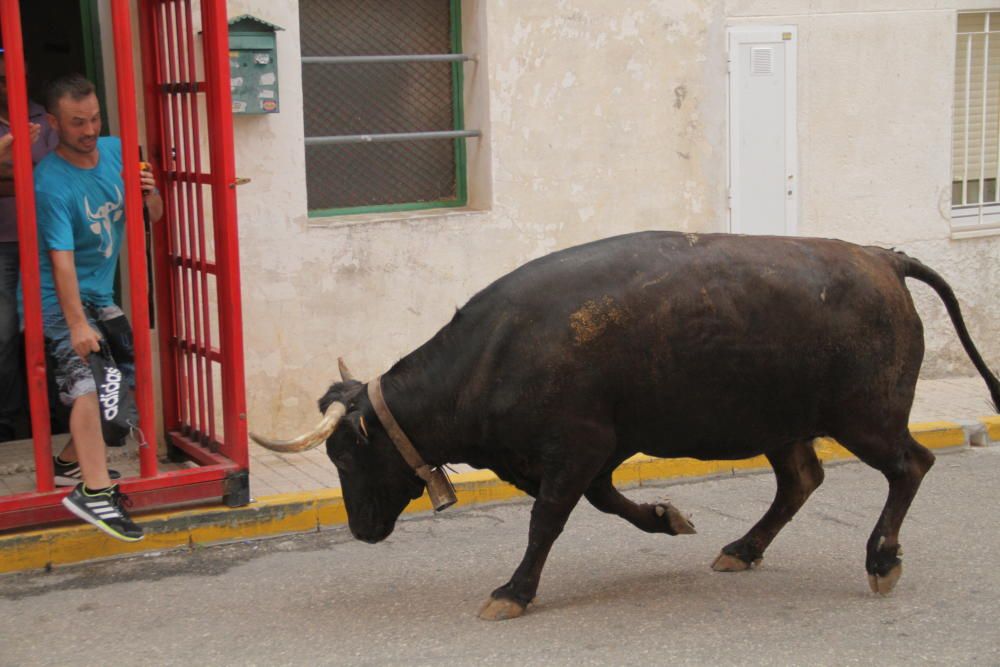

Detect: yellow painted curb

[981,415,1000,442]
[0,420,976,575]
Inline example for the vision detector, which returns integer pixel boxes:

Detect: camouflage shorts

[43,305,135,407]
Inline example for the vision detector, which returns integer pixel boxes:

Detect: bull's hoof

[655,502,696,535]
[478,597,527,621]
[711,551,761,572]
[867,562,903,595]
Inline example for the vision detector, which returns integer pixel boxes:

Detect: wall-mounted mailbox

[228,14,283,114]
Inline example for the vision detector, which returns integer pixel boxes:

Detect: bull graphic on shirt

[84,186,124,258]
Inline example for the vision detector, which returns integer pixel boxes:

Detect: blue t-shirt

[33,136,125,314]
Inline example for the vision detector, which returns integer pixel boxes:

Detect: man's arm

[0,123,44,188]
[0,133,14,182]
[49,250,101,359]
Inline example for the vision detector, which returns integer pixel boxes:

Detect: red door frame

[0,0,249,533]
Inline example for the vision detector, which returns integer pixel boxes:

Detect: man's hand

[139,163,157,195]
[0,133,12,161]
[139,162,164,222]
[0,124,42,180]
[70,321,102,360]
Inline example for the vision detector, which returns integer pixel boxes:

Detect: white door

[728,26,798,235]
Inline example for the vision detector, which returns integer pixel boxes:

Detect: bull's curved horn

[249,401,347,453]
[338,357,356,382]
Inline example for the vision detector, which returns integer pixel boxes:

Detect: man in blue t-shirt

[32,74,162,541]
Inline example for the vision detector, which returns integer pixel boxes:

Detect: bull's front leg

[478,494,578,621]
[585,473,696,535]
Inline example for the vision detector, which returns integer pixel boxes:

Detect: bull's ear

[342,411,370,446]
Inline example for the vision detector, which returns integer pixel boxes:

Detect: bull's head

[249,359,425,543]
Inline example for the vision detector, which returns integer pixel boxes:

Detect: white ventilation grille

[751,47,774,75]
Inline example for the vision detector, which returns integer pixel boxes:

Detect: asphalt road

[2,446,999,666]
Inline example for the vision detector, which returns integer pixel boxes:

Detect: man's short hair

[44,74,96,114]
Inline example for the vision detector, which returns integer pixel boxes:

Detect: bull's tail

[892,251,1000,413]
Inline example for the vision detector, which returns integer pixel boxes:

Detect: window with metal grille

[300,0,477,216]
[952,11,1000,233]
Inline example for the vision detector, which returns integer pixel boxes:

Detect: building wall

[223,0,1000,435]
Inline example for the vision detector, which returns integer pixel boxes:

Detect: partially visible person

[0,132,13,163]
[0,50,58,442]
[29,73,161,540]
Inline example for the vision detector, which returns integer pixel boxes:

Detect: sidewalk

[1,374,997,575]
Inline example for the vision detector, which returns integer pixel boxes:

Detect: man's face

[49,93,102,155]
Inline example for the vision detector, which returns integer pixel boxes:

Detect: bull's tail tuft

[892,252,1000,413]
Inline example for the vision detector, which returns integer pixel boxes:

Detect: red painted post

[137,0,182,440]
[201,0,249,467]
[110,0,158,477]
[0,0,53,491]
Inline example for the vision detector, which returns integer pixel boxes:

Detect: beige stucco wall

[729,1,1000,378]
[223,0,999,436]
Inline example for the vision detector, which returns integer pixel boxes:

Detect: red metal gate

[0,0,249,532]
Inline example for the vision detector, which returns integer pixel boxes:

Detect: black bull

[253,232,1000,620]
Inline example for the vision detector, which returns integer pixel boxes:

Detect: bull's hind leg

[584,474,696,535]
[838,431,935,594]
[712,439,824,572]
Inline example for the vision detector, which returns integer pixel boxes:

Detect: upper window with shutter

[953,11,1000,234]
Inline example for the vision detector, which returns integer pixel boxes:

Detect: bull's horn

[338,357,356,382]
[249,401,347,453]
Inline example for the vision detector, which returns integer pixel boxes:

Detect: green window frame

[301,0,473,217]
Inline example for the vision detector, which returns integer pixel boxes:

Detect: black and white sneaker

[61,484,144,542]
[53,458,121,487]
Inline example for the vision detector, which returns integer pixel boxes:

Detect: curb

[0,418,992,576]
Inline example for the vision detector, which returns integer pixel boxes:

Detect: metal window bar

[302,54,480,146]
[302,54,474,64]
[979,14,990,223]
[305,130,480,145]
[963,32,972,206]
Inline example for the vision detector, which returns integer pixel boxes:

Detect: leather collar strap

[368,376,436,484]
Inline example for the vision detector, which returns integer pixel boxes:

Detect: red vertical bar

[202,0,248,467]
[0,0,53,491]
[182,0,217,446]
[138,0,181,438]
[153,1,189,437]
[110,0,158,477]
[162,1,197,438]
[172,1,208,444]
